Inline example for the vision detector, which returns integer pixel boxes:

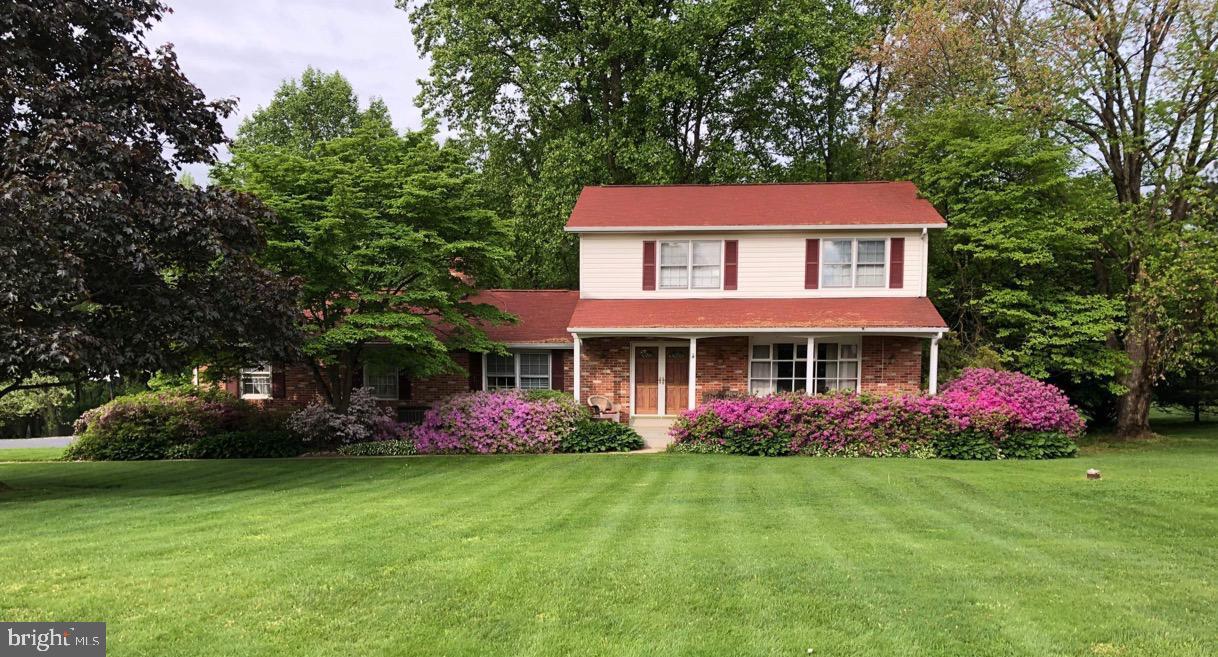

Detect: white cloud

[151,0,432,181]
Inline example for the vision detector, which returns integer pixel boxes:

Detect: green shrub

[560,420,644,453]
[998,431,1078,459]
[932,430,1000,460]
[65,389,283,461]
[337,440,417,456]
[173,431,305,459]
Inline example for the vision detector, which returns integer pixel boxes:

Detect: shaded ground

[1,419,1215,656]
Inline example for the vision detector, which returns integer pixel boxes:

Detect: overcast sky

[149,0,431,182]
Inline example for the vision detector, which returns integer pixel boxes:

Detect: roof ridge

[590,181,914,188]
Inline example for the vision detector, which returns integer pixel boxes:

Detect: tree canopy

[0,0,299,400]
[215,76,512,411]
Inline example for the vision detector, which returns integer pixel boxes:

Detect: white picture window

[822,239,887,288]
[239,364,272,399]
[363,363,399,400]
[748,342,808,395]
[813,342,860,393]
[485,352,552,390]
[659,240,721,289]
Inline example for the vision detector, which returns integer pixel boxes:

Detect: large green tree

[404,0,881,287]
[215,86,511,411]
[233,66,390,153]
[876,0,1218,435]
[0,0,299,401]
[899,106,1127,417]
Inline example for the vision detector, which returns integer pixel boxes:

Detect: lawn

[0,447,65,462]
[1,421,1215,656]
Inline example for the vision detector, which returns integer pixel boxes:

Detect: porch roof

[568,297,947,334]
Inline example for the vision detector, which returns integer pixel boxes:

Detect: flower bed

[668,368,1083,459]
[412,389,586,454]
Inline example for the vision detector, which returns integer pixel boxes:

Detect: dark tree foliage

[0,0,300,399]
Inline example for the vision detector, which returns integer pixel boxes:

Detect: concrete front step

[630,417,677,450]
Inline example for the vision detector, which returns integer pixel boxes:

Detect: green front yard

[1,421,1216,656]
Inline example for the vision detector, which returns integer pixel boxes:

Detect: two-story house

[228,182,947,439]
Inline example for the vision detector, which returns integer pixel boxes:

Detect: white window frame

[362,363,399,400]
[658,240,723,290]
[811,339,862,393]
[239,364,272,400]
[821,238,888,289]
[747,337,863,396]
[483,351,552,391]
[747,341,809,395]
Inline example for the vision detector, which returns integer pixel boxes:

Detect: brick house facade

[230,183,948,427]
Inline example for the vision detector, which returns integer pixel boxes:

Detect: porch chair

[586,394,621,422]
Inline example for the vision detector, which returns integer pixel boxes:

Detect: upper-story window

[660,240,721,289]
[823,239,886,288]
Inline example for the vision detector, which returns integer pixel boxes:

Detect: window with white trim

[659,240,721,289]
[748,343,808,394]
[485,351,552,390]
[813,342,860,392]
[822,239,887,288]
[363,363,399,400]
[239,364,272,399]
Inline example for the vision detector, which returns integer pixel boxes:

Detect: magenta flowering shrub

[937,368,1086,437]
[413,390,584,454]
[669,393,942,457]
[668,368,1084,459]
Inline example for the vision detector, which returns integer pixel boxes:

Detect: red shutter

[467,352,483,391]
[889,238,905,289]
[397,370,411,400]
[723,240,738,290]
[550,350,565,391]
[804,239,820,289]
[642,241,656,290]
[271,363,287,399]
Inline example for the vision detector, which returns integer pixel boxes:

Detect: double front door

[633,344,690,416]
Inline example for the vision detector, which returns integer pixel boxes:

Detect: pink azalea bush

[937,368,1086,437]
[669,368,1083,459]
[413,389,584,454]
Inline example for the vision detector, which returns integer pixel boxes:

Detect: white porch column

[573,333,582,403]
[688,337,698,409]
[805,336,815,394]
[929,334,940,395]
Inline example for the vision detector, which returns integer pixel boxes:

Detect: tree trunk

[1116,328,1154,438]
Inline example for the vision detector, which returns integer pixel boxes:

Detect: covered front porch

[571,330,945,436]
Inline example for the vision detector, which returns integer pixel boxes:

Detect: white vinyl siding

[580,231,925,298]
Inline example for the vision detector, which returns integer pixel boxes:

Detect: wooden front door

[665,347,690,414]
[634,347,660,415]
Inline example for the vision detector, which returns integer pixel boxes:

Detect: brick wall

[579,337,634,422]
[860,336,923,395]
[694,336,749,403]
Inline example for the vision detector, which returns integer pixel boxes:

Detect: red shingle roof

[568,297,947,331]
[565,182,946,230]
[472,290,579,343]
